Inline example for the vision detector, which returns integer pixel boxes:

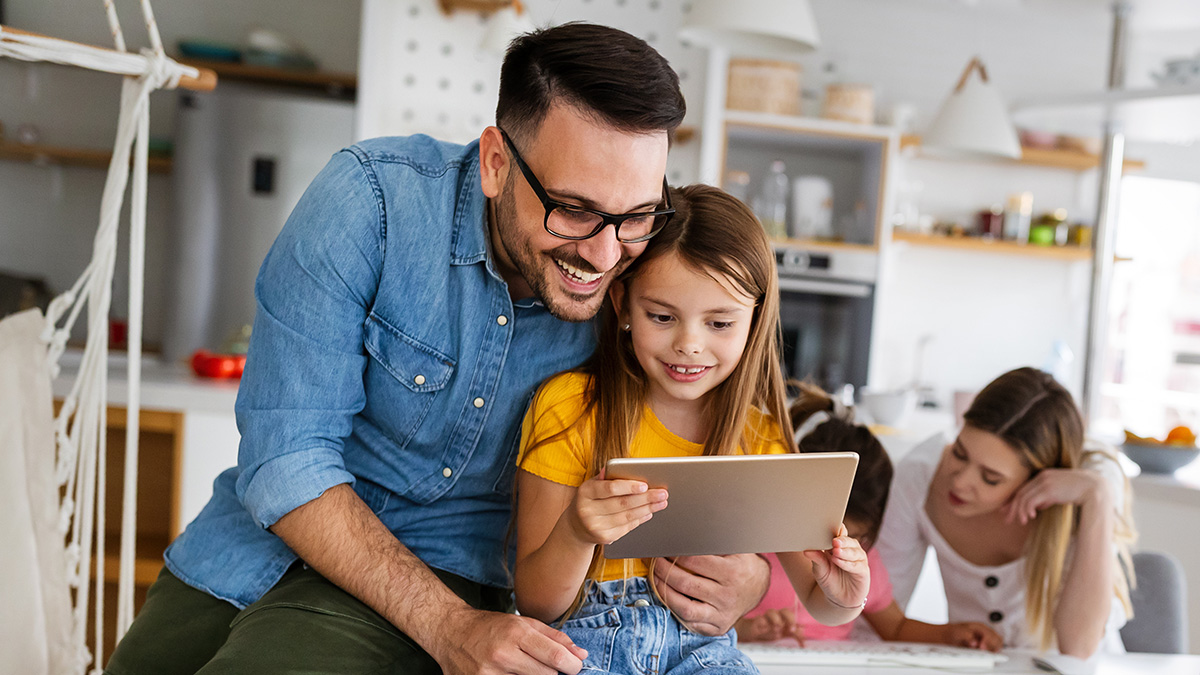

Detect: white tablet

[603,452,859,559]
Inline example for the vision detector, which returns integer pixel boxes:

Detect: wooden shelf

[770,237,878,253]
[0,141,172,173]
[95,534,169,587]
[892,231,1094,261]
[176,57,356,96]
[900,135,1144,172]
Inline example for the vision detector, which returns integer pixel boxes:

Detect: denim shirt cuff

[241,448,356,529]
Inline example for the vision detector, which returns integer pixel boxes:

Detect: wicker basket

[726,59,803,116]
[821,83,875,125]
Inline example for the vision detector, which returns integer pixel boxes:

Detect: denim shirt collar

[451,140,489,267]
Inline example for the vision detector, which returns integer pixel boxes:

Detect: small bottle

[1003,192,1033,243]
[756,160,790,240]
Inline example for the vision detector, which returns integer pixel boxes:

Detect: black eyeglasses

[500,129,674,244]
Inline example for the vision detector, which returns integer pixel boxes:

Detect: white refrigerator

[162,82,356,360]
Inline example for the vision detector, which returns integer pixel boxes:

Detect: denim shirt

[164,135,597,609]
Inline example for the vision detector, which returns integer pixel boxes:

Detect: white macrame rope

[0,4,196,670]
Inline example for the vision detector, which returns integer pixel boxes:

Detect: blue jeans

[561,577,759,675]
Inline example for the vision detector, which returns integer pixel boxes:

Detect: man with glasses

[107,22,771,675]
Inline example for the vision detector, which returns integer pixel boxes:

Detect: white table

[756,650,1200,675]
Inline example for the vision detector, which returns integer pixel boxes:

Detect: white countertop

[51,349,239,415]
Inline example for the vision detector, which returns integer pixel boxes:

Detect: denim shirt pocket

[362,312,456,449]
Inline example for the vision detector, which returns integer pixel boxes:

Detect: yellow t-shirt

[517,371,789,581]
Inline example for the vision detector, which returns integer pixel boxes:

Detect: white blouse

[875,434,1128,653]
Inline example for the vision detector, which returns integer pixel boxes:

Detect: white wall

[356,0,705,186]
[0,0,361,347]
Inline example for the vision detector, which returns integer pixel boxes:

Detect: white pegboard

[357,0,706,184]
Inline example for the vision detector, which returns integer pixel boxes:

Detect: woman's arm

[513,470,667,622]
[1003,467,1116,658]
[864,602,1003,651]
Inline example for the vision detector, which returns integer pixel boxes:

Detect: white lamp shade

[679,0,820,55]
[479,3,536,56]
[924,61,1022,159]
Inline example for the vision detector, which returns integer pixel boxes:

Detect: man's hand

[430,605,587,675]
[651,553,771,636]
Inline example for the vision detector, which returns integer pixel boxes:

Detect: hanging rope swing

[0,4,214,673]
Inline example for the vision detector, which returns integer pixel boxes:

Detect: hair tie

[793,410,831,444]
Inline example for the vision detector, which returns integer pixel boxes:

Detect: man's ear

[609,281,629,325]
[479,126,508,199]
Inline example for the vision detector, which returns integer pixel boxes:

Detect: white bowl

[859,388,918,427]
[1121,441,1200,475]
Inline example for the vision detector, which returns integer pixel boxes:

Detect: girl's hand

[803,524,869,611]
[567,471,668,545]
[1002,467,1111,526]
[941,622,1003,652]
[734,609,805,645]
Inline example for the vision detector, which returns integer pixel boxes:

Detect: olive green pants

[104,564,512,675]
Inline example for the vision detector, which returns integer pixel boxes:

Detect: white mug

[790,175,833,240]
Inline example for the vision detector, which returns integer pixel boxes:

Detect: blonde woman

[876,367,1136,657]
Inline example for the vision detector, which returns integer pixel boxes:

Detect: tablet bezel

[603,452,859,559]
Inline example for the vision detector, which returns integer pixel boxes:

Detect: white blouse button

[497,315,509,326]
[473,397,485,408]
[413,374,426,385]
[442,467,452,478]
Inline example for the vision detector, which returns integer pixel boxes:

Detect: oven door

[777,276,874,394]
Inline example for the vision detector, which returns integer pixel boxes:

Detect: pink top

[744,549,893,641]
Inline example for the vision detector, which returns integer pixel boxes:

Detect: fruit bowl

[1121,441,1199,475]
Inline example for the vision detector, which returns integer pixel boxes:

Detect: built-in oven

[774,244,877,395]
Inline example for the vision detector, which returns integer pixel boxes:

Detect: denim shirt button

[473,397,485,408]
[413,374,426,385]
[631,598,650,607]
[442,467,452,478]
[496,315,508,326]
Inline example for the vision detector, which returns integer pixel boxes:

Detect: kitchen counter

[52,349,239,415]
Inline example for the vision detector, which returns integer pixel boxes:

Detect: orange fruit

[1165,426,1197,446]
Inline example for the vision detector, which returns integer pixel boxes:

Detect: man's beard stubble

[492,187,630,323]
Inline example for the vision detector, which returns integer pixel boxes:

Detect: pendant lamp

[923,57,1022,159]
[679,0,820,54]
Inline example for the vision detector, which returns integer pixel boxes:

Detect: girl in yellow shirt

[514,184,869,675]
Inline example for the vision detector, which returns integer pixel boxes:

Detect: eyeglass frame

[499,129,675,244]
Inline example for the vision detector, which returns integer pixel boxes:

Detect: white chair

[1120,551,1188,654]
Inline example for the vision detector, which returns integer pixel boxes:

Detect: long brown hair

[963,367,1136,651]
[523,184,794,619]
[789,381,892,549]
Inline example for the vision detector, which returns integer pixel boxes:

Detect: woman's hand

[566,471,668,545]
[803,524,870,611]
[941,622,1003,652]
[734,609,805,645]
[1002,467,1111,525]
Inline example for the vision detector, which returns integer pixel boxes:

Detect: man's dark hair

[497,22,685,144]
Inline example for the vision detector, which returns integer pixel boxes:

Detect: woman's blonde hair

[962,367,1136,651]
[524,183,795,621]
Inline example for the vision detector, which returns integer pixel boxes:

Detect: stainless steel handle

[778,277,871,298]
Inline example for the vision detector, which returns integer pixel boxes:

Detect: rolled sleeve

[233,149,384,529]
